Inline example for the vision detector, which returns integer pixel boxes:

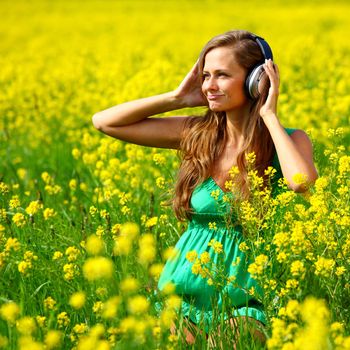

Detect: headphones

[244,34,274,100]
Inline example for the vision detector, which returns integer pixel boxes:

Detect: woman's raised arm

[92,61,207,149]
[260,59,318,191]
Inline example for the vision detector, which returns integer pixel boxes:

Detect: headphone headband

[249,34,273,61]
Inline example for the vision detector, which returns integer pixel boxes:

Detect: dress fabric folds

[157,128,297,332]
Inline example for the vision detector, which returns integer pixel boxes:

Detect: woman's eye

[202,74,209,79]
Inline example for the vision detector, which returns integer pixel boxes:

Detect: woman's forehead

[203,47,241,71]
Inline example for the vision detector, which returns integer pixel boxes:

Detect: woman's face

[201,46,249,112]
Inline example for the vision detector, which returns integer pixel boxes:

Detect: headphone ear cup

[245,64,265,99]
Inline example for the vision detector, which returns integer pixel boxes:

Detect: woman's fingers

[264,60,279,86]
[259,59,280,117]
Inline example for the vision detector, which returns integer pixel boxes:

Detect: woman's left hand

[259,59,280,119]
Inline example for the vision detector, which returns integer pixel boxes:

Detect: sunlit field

[0,0,350,349]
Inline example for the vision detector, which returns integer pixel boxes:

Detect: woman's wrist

[261,113,281,129]
[170,90,190,109]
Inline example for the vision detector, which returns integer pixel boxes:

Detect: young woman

[92,29,318,347]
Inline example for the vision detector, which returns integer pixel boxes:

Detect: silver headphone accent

[245,34,273,100]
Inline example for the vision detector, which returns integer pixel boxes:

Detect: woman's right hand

[173,60,209,108]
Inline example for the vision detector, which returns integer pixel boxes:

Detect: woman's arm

[92,61,207,149]
[92,92,188,149]
[260,59,318,192]
[264,117,318,192]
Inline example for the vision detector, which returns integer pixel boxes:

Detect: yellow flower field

[0,0,349,349]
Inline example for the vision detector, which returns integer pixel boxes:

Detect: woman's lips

[207,94,224,100]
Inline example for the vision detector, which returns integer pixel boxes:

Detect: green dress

[157,128,297,332]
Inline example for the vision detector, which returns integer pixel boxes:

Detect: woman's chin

[209,105,225,112]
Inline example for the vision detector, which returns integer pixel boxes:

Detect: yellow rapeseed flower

[119,316,137,333]
[69,179,77,190]
[85,235,104,255]
[314,176,329,192]
[290,260,306,277]
[138,234,156,265]
[89,206,97,216]
[153,153,166,165]
[238,242,249,252]
[145,216,158,228]
[9,195,20,209]
[41,172,51,184]
[101,295,120,319]
[63,263,77,281]
[314,256,335,278]
[294,297,330,350]
[52,251,63,260]
[162,246,179,261]
[0,182,9,194]
[127,295,149,315]
[25,200,43,216]
[335,266,346,276]
[114,235,132,255]
[245,151,256,165]
[12,213,26,227]
[57,312,70,328]
[120,222,139,239]
[229,165,239,177]
[16,316,36,335]
[18,336,44,350]
[292,173,308,185]
[36,316,46,328]
[208,222,217,230]
[120,277,139,293]
[166,295,182,310]
[92,301,103,314]
[72,323,89,334]
[161,282,175,295]
[208,239,223,254]
[191,260,202,275]
[156,177,165,189]
[199,251,210,264]
[0,302,20,323]
[43,208,56,220]
[45,330,62,349]
[18,261,31,276]
[44,297,56,310]
[0,335,8,348]
[248,254,268,278]
[286,279,299,290]
[149,263,164,279]
[285,300,300,320]
[83,257,114,281]
[72,148,81,159]
[185,250,197,263]
[69,292,86,309]
[210,189,220,200]
[65,246,80,262]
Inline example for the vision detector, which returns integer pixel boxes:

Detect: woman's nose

[203,76,218,91]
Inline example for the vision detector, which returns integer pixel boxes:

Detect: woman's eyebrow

[202,69,230,73]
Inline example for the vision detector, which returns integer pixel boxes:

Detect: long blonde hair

[173,30,274,221]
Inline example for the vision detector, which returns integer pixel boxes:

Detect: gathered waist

[189,213,240,230]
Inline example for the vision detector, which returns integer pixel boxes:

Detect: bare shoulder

[289,129,313,144]
[289,129,314,156]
